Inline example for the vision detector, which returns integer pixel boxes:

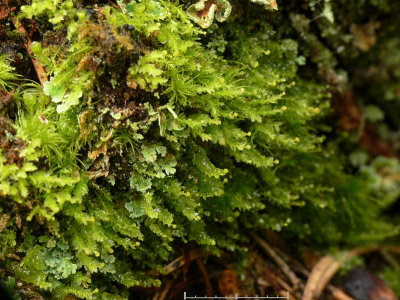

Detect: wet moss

[1,0,400,298]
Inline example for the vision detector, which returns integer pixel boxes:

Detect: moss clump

[1,0,400,298]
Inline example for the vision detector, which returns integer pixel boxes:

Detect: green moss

[0,55,20,91]
[1,0,400,298]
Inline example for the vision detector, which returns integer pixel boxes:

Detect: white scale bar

[184,292,289,300]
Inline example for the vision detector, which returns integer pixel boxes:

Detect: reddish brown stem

[11,17,48,86]
[196,258,213,296]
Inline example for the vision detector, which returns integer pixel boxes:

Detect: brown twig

[302,246,400,300]
[163,248,205,275]
[327,286,354,300]
[109,0,120,9]
[196,258,213,296]
[275,276,294,295]
[302,255,341,300]
[11,17,48,86]
[250,232,301,288]
[301,247,383,300]
[274,247,354,300]
[152,280,174,300]
[380,249,400,269]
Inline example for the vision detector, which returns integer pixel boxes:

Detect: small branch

[163,249,205,275]
[197,258,213,297]
[327,286,354,300]
[250,232,301,288]
[152,280,174,300]
[275,276,295,295]
[274,247,354,300]
[11,17,48,86]
[302,255,341,300]
[380,249,400,269]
